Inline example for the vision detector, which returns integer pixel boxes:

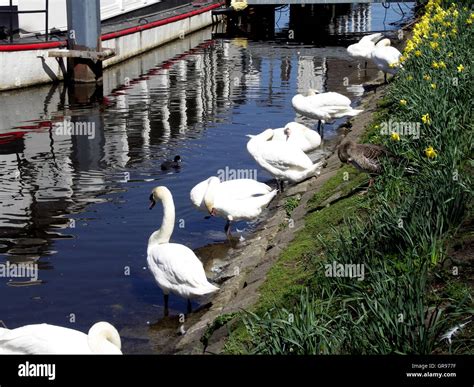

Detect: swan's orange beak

[149,194,156,210]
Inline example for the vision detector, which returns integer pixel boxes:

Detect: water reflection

[0,3,410,352]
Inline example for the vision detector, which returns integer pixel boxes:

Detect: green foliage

[284,196,301,217]
[234,2,473,355]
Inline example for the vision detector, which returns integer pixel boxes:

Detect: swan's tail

[334,108,363,118]
[300,160,326,181]
[241,189,278,209]
[256,189,278,208]
[193,282,219,296]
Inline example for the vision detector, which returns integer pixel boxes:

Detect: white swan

[191,177,277,238]
[291,90,363,133]
[370,38,402,83]
[269,122,321,153]
[190,177,272,212]
[347,32,383,68]
[247,129,325,190]
[148,186,218,315]
[0,322,122,354]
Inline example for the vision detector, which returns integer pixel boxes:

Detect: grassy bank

[223,0,473,355]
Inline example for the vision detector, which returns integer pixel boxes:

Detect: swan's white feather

[292,92,362,122]
[371,41,402,75]
[147,243,219,298]
[271,122,321,152]
[247,129,325,183]
[0,322,121,354]
[213,189,278,220]
[190,178,271,210]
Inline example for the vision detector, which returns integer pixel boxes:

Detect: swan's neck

[204,179,219,206]
[149,194,175,245]
[88,323,121,354]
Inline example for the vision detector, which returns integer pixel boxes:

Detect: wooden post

[66,0,102,84]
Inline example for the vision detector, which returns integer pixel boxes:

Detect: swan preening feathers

[0,322,122,354]
[247,129,326,190]
[270,122,321,152]
[347,32,383,68]
[190,177,277,238]
[346,34,402,83]
[291,90,363,132]
[148,186,219,315]
[370,39,402,83]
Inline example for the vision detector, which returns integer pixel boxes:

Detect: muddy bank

[139,75,386,354]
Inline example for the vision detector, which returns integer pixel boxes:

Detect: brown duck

[338,140,391,183]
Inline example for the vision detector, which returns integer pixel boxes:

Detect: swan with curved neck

[268,122,321,152]
[246,129,326,191]
[371,38,401,83]
[291,90,363,136]
[197,177,277,239]
[87,322,122,354]
[148,186,218,315]
[190,176,272,212]
[347,32,383,68]
[0,322,122,354]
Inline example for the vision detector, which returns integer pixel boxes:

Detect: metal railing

[0,0,49,42]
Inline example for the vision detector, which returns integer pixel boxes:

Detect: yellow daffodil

[400,99,407,106]
[407,75,413,81]
[457,64,465,72]
[467,19,473,25]
[439,61,446,69]
[391,132,400,141]
[451,28,457,35]
[425,146,437,159]
[431,83,437,89]
[415,50,422,57]
[447,52,453,58]
[422,113,431,125]
[423,75,431,81]
[432,61,439,69]
[430,41,439,49]
[432,32,439,39]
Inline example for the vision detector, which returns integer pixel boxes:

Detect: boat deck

[0,0,222,46]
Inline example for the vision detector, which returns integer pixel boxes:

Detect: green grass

[284,196,301,217]
[223,169,366,353]
[223,1,473,355]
